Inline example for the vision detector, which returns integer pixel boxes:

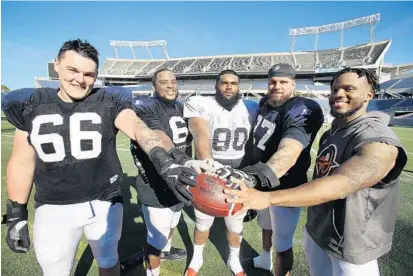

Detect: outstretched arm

[188,117,213,160]
[115,108,166,154]
[268,142,398,207]
[265,138,304,178]
[226,142,399,212]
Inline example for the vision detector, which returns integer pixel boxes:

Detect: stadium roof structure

[99,40,391,81]
[109,39,170,59]
[381,63,413,77]
[289,13,380,51]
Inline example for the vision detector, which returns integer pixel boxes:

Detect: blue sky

[2,1,413,90]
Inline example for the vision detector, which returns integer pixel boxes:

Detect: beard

[215,90,241,111]
[330,101,364,119]
[154,90,178,103]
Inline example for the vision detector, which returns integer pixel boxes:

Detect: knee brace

[195,209,215,232]
[224,215,244,234]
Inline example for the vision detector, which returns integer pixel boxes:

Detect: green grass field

[1,119,412,276]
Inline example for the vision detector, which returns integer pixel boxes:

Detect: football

[188,173,243,217]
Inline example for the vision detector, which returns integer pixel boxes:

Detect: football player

[183,69,259,276]
[2,39,198,276]
[225,68,408,276]
[130,68,214,276]
[221,63,324,275]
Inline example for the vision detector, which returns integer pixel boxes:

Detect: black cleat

[241,257,255,268]
[160,247,187,261]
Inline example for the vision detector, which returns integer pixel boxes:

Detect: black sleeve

[104,86,133,117]
[350,119,407,185]
[282,99,324,148]
[1,88,35,131]
[131,96,164,131]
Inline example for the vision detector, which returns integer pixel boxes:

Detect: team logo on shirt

[315,144,340,177]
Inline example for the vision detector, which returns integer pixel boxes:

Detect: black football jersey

[130,96,192,208]
[1,87,132,204]
[248,96,324,189]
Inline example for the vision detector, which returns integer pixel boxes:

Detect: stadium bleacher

[343,44,372,66]
[187,58,213,73]
[395,77,413,89]
[37,79,60,89]
[318,49,341,69]
[99,40,390,77]
[230,56,251,71]
[295,52,316,70]
[396,98,413,109]
[367,99,401,111]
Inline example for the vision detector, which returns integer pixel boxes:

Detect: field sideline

[1,119,412,276]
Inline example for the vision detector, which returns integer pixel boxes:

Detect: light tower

[289,13,380,52]
[109,40,170,59]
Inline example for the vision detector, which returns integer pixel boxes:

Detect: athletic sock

[187,243,205,272]
[228,245,244,274]
[253,249,273,271]
[162,237,172,252]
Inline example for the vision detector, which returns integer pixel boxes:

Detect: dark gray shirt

[306,111,407,265]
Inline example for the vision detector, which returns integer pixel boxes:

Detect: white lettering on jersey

[253,114,276,151]
[184,96,253,160]
[207,99,251,160]
[169,116,189,144]
[30,113,103,163]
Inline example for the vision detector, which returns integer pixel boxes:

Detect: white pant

[194,207,246,234]
[303,227,380,276]
[142,204,181,250]
[33,200,123,276]
[257,206,301,252]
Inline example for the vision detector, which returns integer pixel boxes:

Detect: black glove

[168,147,191,165]
[242,162,280,189]
[5,200,30,253]
[148,147,197,206]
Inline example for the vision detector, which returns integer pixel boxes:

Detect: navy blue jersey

[1,87,132,205]
[130,96,192,208]
[248,96,324,189]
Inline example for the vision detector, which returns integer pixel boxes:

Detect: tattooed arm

[115,108,165,154]
[225,142,399,211]
[266,138,304,178]
[269,142,398,207]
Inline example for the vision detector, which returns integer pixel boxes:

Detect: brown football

[188,173,242,217]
